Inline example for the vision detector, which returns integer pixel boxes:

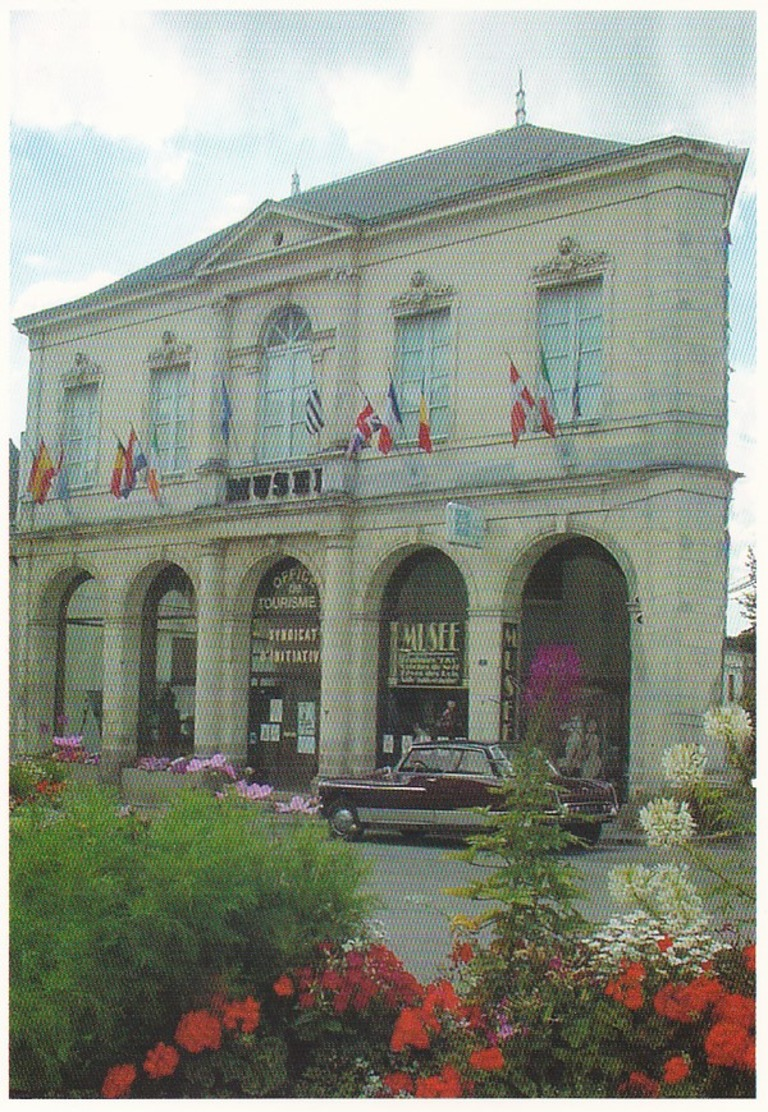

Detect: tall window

[62,383,98,488]
[150,366,189,473]
[538,280,603,422]
[395,309,451,443]
[260,306,313,463]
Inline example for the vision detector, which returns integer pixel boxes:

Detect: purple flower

[523,643,581,718]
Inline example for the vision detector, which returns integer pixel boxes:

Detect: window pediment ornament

[148,330,193,370]
[390,270,454,315]
[533,237,610,285]
[62,351,102,389]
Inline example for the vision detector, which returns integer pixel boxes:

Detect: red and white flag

[509,361,537,446]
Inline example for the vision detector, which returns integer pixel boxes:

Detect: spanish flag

[27,440,57,504]
[111,440,126,499]
[417,389,432,453]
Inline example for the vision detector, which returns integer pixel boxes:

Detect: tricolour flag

[221,377,232,443]
[111,440,126,498]
[121,428,137,498]
[509,362,536,446]
[146,428,161,501]
[305,385,324,435]
[539,351,557,438]
[417,384,432,453]
[347,400,381,458]
[378,378,403,455]
[27,440,57,505]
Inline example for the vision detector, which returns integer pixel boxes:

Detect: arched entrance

[138,566,197,756]
[55,574,104,747]
[377,548,469,766]
[247,557,321,789]
[519,537,631,799]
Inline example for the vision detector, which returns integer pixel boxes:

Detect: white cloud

[11,11,200,149]
[322,21,498,163]
[13,272,118,321]
[143,145,192,187]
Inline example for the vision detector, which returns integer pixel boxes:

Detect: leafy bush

[9,785,372,1096]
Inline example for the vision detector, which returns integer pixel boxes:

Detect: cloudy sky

[8,7,756,629]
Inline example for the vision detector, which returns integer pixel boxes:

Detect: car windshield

[489,746,515,777]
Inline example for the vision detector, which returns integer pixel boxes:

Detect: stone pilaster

[192,541,229,758]
[99,600,142,779]
[466,608,505,743]
[317,534,355,775]
[197,297,234,482]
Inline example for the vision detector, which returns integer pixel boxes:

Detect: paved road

[354,833,756,984]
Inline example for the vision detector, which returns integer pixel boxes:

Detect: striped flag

[27,440,57,505]
[146,428,161,501]
[305,385,324,435]
[417,383,432,453]
[110,440,126,498]
[509,362,536,446]
[121,427,138,498]
[539,352,557,438]
[378,378,403,455]
[347,400,381,458]
[221,377,232,443]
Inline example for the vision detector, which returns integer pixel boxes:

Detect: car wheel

[566,822,602,846]
[328,800,362,840]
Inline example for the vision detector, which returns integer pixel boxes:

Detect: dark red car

[317,740,618,845]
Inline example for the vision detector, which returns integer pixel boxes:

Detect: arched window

[260,305,314,463]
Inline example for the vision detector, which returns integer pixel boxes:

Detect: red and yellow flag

[417,390,432,453]
[27,440,57,504]
[110,441,126,498]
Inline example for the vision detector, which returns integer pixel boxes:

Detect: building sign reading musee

[388,621,465,687]
[252,563,320,669]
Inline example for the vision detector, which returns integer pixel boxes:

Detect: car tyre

[328,799,362,841]
[566,822,602,846]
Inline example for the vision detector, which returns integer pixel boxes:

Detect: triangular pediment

[196,202,356,274]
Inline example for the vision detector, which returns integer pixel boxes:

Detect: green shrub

[9,785,372,1096]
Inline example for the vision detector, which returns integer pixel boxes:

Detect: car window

[401,748,459,773]
[456,749,492,775]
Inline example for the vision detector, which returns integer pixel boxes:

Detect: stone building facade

[10,121,746,795]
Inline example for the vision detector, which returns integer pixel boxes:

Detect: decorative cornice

[148,330,193,370]
[532,236,610,285]
[390,270,454,315]
[62,351,102,389]
[325,266,361,283]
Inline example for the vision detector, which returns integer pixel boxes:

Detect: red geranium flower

[617,1070,660,1098]
[712,992,755,1030]
[742,943,756,973]
[451,940,475,965]
[222,996,261,1034]
[469,1046,505,1071]
[415,1063,463,1098]
[390,1007,431,1052]
[662,1056,690,1085]
[383,1071,415,1095]
[273,974,294,997]
[174,1009,222,1054]
[656,935,674,953]
[704,1021,753,1068]
[101,1064,137,1098]
[143,1041,180,1080]
[606,978,644,1011]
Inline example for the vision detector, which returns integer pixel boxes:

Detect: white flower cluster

[608,862,705,930]
[638,796,696,845]
[584,910,726,976]
[661,741,708,788]
[703,703,753,748]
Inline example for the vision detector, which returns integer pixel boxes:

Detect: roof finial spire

[515,70,526,127]
[291,169,301,196]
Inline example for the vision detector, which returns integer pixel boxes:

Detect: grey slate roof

[15,123,638,324]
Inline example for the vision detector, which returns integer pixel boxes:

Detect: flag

[146,428,161,501]
[509,362,536,446]
[378,378,403,455]
[121,428,137,498]
[221,376,232,443]
[305,385,324,435]
[346,400,381,458]
[132,434,148,475]
[111,441,126,498]
[27,440,57,505]
[571,378,581,421]
[539,351,557,438]
[417,389,432,453]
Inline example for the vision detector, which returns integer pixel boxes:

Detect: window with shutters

[260,305,314,463]
[538,280,603,423]
[150,365,189,474]
[394,309,450,444]
[63,382,98,488]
